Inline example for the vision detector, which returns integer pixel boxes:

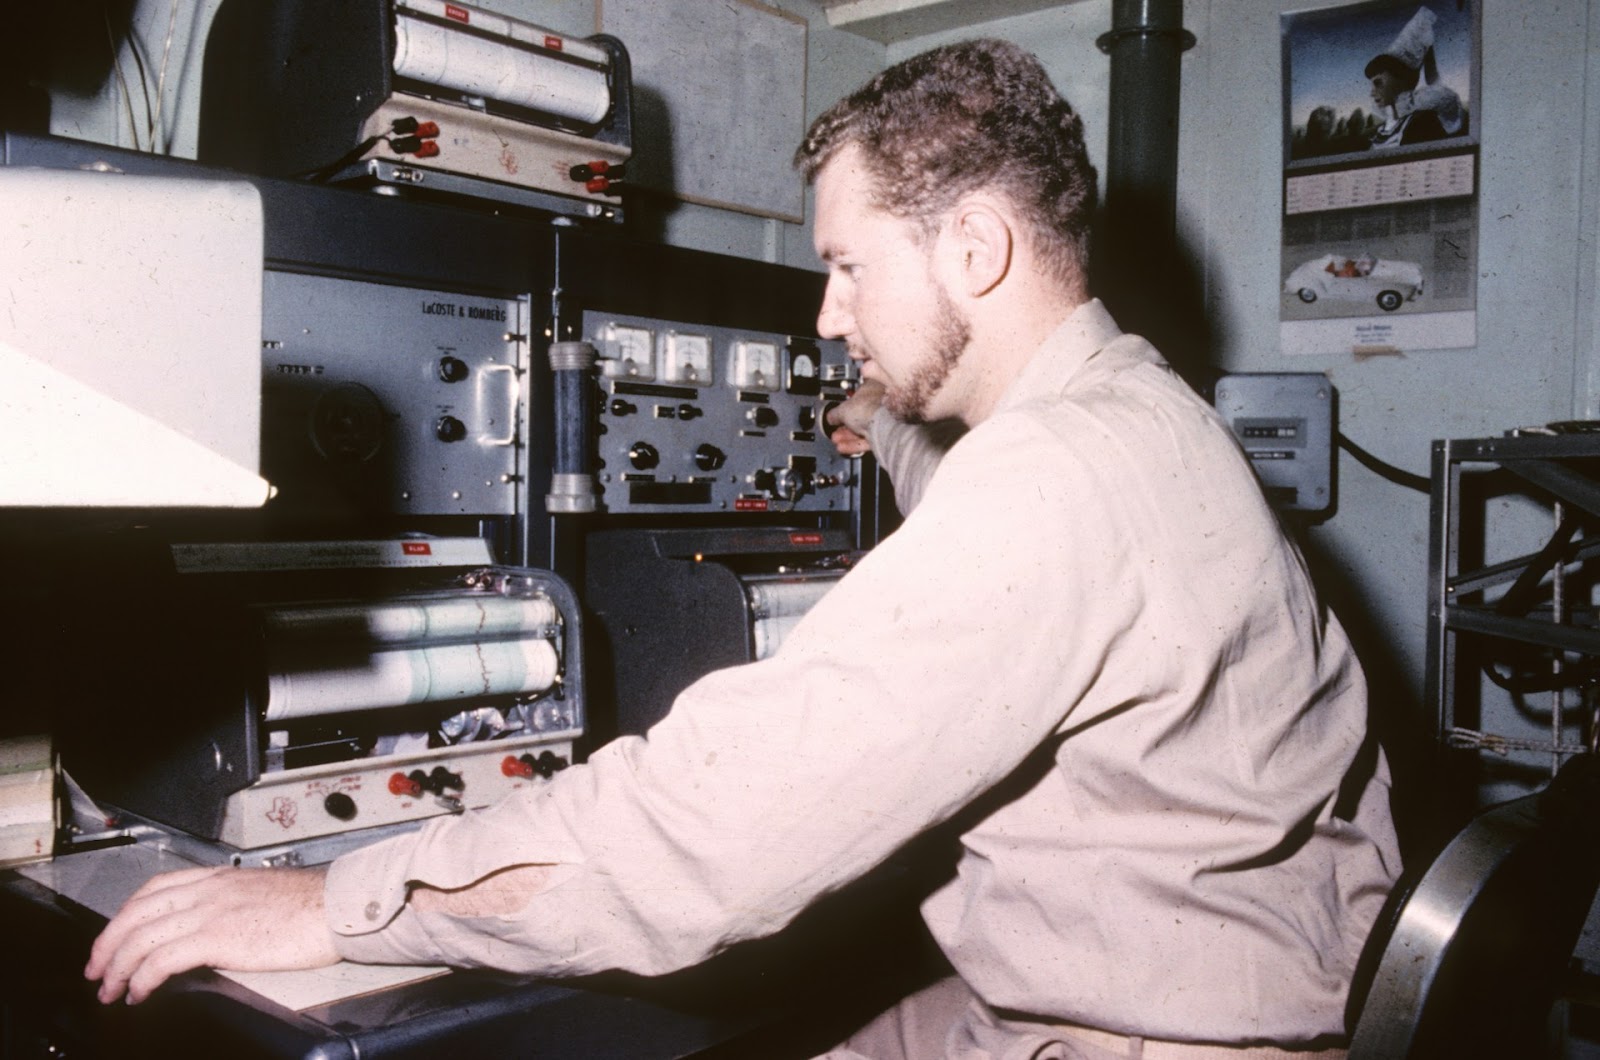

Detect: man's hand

[85,865,340,1004]
[826,379,886,456]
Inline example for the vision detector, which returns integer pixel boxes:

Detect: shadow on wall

[1089,206,1217,396]
[3,0,144,133]
[616,83,679,248]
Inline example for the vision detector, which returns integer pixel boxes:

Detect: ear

[943,197,1013,298]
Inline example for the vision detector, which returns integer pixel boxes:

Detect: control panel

[220,732,575,849]
[261,271,528,517]
[585,311,858,514]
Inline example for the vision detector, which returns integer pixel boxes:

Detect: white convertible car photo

[1283,253,1425,313]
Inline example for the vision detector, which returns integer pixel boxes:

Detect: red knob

[388,772,422,798]
[502,755,535,779]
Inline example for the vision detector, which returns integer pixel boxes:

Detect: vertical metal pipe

[1098,0,1195,249]
[1095,0,1196,368]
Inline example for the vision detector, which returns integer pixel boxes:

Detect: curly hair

[795,39,1097,288]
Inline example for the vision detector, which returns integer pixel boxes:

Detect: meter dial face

[602,324,655,380]
[786,342,823,396]
[731,340,779,390]
[663,332,712,386]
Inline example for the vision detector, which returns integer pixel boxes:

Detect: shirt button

[364,901,382,921]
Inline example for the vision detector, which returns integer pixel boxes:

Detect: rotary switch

[628,442,660,470]
[694,444,727,472]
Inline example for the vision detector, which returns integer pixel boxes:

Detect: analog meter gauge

[600,323,655,380]
[731,340,779,391]
[662,331,712,386]
[787,341,822,396]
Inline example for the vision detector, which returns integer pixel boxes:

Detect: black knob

[798,405,817,430]
[323,792,358,820]
[429,766,464,792]
[694,444,726,472]
[438,356,469,383]
[435,415,467,442]
[747,406,779,429]
[628,442,659,470]
[521,750,569,778]
[753,468,777,493]
[610,398,638,416]
[678,404,703,421]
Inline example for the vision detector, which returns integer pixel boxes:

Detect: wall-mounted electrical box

[1212,372,1336,517]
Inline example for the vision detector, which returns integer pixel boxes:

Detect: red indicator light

[735,498,769,512]
[445,4,470,23]
[402,542,432,555]
[545,35,564,51]
[789,532,823,546]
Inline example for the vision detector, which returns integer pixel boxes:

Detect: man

[88,39,1399,1059]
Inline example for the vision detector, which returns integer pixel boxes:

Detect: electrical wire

[105,11,141,152]
[149,0,181,153]
[1337,430,1431,493]
[122,14,155,147]
[295,135,389,181]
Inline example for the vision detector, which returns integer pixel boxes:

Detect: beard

[884,283,971,424]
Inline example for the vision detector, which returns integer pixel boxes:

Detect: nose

[816,273,851,341]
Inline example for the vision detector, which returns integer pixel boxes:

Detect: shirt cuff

[324,830,441,965]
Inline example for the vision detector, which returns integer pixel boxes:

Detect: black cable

[1337,431,1431,493]
[294,134,388,182]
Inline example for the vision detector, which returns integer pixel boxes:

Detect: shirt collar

[989,298,1125,418]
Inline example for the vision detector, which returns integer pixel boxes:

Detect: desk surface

[2,852,942,1060]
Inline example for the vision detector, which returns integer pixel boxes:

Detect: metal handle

[476,363,520,446]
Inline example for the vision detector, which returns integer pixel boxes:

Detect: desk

[1,857,942,1060]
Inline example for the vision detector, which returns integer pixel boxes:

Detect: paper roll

[265,637,559,721]
[745,575,841,620]
[745,574,844,660]
[265,596,558,644]
[394,15,611,124]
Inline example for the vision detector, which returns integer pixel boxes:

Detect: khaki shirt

[326,299,1400,1044]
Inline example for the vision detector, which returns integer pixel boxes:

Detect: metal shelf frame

[1427,433,1600,774]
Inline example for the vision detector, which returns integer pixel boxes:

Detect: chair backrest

[1348,753,1600,1059]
